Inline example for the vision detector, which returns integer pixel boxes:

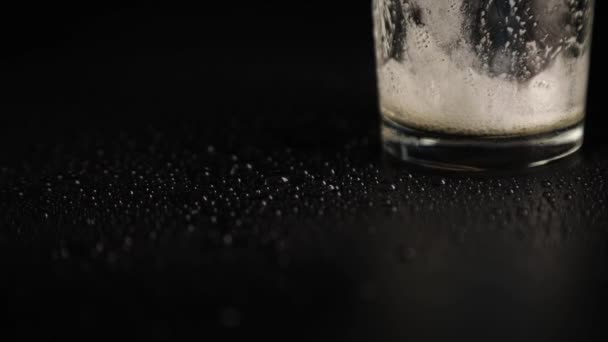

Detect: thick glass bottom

[382,117,584,171]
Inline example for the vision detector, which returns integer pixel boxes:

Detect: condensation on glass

[373,0,594,170]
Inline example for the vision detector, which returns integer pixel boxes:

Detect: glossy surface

[2,4,607,340]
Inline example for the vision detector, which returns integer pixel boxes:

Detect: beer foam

[376,1,590,136]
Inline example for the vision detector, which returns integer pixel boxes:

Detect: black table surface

[2,4,608,341]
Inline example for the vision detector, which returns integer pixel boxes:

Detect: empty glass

[373,0,594,170]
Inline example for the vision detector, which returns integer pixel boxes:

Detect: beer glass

[373,0,594,170]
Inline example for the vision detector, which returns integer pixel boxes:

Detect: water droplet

[223,234,233,246]
[60,248,69,259]
[397,245,416,263]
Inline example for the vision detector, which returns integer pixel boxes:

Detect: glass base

[382,118,584,171]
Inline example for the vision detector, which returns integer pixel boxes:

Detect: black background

[2,1,606,137]
[2,1,608,341]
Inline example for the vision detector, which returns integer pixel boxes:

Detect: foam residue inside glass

[374,0,593,136]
